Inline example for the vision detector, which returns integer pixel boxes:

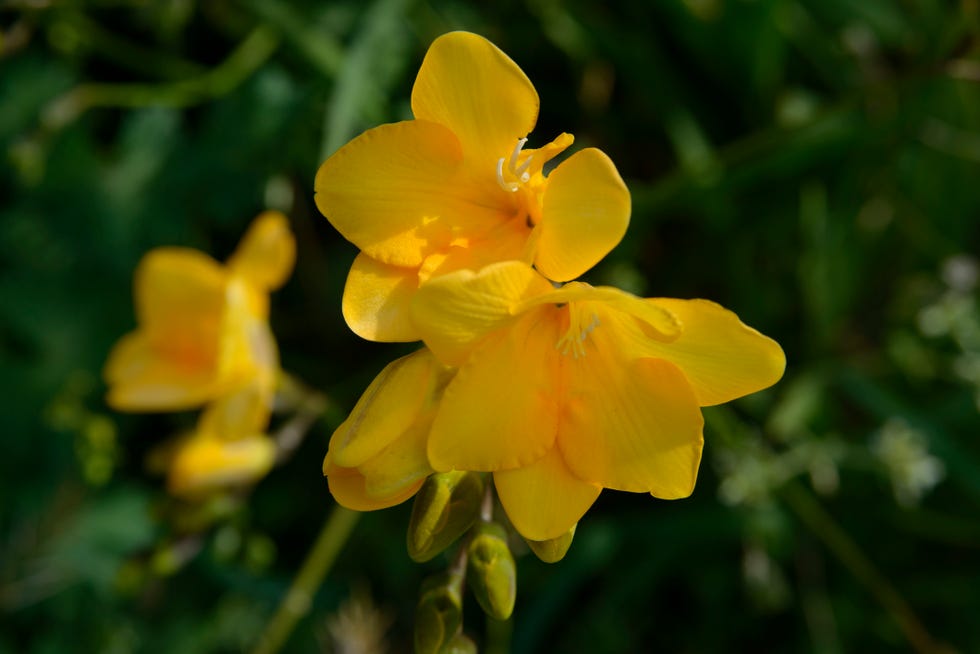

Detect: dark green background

[2,1,978,652]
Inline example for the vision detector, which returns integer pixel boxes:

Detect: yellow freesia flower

[323,349,453,510]
[409,261,786,541]
[104,211,295,412]
[314,31,630,343]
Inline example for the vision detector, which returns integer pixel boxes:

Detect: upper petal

[135,247,226,331]
[557,317,705,496]
[493,446,601,541]
[315,120,508,267]
[534,148,631,282]
[412,260,553,366]
[643,299,786,406]
[412,32,539,178]
[342,253,422,343]
[227,211,296,292]
[428,309,561,472]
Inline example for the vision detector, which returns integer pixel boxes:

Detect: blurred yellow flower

[104,211,295,412]
[315,31,630,342]
[323,349,453,510]
[410,262,786,541]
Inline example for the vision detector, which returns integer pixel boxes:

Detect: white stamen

[508,137,528,171]
[496,157,519,192]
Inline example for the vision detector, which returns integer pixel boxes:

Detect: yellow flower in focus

[410,262,786,541]
[323,349,453,510]
[161,379,278,498]
[104,211,295,412]
[314,31,630,343]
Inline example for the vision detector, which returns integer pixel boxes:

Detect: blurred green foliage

[1,0,979,652]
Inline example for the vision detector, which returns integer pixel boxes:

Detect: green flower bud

[443,633,477,654]
[466,522,516,620]
[525,524,576,563]
[407,471,484,562]
[414,572,463,654]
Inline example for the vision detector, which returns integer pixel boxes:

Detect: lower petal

[324,454,425,511]
[343,253,421,342]
[558,350,705,497]
[494,446,600,541]
[428,309,560,472]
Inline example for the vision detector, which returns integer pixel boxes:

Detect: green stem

[781,482,945,654]
[250,505,360,654]
[41,26,280,132]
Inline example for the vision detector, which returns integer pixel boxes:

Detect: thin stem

[781,481,946,654]
[40,26,279,132]
[250,505,360,654]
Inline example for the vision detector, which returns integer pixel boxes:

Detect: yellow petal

[324,454,425,511]
[227,211,296,292]
[428,309,560,471]
[214,282,278,391]
[521,282,681,342]
[493,447,600,541]
[314,120,507,267]
[643,299,786,406]
[104,332,222,411]
[330,349,451,468]
[412,31,539,178]
[342,253,422,342]
[412,260,553,366]
[167,433,276,498]
[135,247,226,330]
[197,378,274,440]
[558,321,705,495]
[535,148,631,282]
[358,422,433,498]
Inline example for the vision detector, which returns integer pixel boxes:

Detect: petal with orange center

[557,311,704,496]
[342,253,421,343]
[428,308,561,472]
[493,446,601,541]
[642,298,786,406]
[315,120,508,268]
[412,260,554,366]
[104,332,223,411]
[535,148,631,282]
[412,31,539,178]
[227,211,296,292]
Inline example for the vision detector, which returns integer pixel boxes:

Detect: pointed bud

[525,524,576,563]
[466,522,516,620]
[414,572,463,654]
[407,472,484,562]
